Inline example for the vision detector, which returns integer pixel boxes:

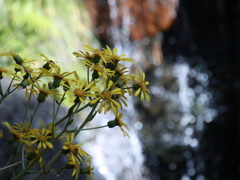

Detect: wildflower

[66,154,80,180]
[13,64,41,80]
[103,45,135,69]
[80,163,94,180]
[30,128,53,149]
[24,146,44,167]
[40,65,73,88]
[73,44,104,66]
[0,66,14,79]
[40,53,56,71]
[91,62,114,80]
[30,81,60,103]
[132,68,150,102]
[62,133,91,163]
[2,122,31,144]
[90,80,122,115]
[107,113,130,137]
[66,73,100,103]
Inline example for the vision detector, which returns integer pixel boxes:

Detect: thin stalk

[0,160,25,171]
[81,125,108,130]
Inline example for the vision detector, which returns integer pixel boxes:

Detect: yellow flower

[103,45,135,67]
[30,128,53,149]
[40,65,74,88]
[62,133,91,164]
[90,80,122,115]
[66,74,100,103]
[2,122,31,144]
[80,163,95,180]
[0,66,14,79]
[107,113,130,137]
[66,154,80,180]
[24,146,44,168]
[132,68,151,102]
[30,81,60,103]
[73,44,105,66]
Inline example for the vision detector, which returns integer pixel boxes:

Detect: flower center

[74,88,85,97]
[93,65,104,73]
[38,135,47,142]
[68,143,78,154]
[101,90,111,100]
[140,81,147,91]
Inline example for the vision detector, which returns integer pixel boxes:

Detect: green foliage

[0,0,97,61]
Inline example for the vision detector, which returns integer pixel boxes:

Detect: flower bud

[62,148,70,154]
[92,54,101,64]
[13,55,23,65]
[107,120,117,128]
[92,70,99,80]
[133,83,140,90]
[27,152,37,161]
[53,76,62,88]
[37,92,47,103]
[116,80,124,88]
[80,167,91,174]
[21,79,29,88]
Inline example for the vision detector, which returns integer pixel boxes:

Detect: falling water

[83,0,218,180]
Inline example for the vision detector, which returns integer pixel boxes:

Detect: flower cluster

[0,45,150,179]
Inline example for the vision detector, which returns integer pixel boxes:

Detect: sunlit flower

[132,68,150,102]
[103,45,135,68]
[66,74,100,103]
[107,113,130,137]
[90,80,122,115]
[73,44,105,66]
[40,65,74,88]
[40,53,56,71]
[0,66,14,79]
[30,128,53,149]
[30,81,60,103]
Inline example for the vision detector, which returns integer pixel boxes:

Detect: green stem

[81,125,108,131]
[26,102,41,134]
[75,100,99,136]
[0,160,25,171]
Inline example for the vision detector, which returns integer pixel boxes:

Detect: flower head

[30,128,53,149]
[132,68,150,102]
[107,113,130,137]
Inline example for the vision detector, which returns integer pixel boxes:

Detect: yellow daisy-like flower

[62,133,91,164]
[80,163,95,180]
[132,68,151,102]
[107,113,130,137]
[73,44,105,66]
[24,146,44,168]
[30,81,60,103]
[0,66,14,79]
[103,45,135,67]
[66,74,100,104]
[30,128,53,149]
[66,154,81,180]
[40,65,74,88]
[2,122,31,145]
[90,80,122,115]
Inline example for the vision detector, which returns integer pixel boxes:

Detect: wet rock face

[85,0,177,43]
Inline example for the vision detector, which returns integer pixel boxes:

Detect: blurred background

[1,0,240,179]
